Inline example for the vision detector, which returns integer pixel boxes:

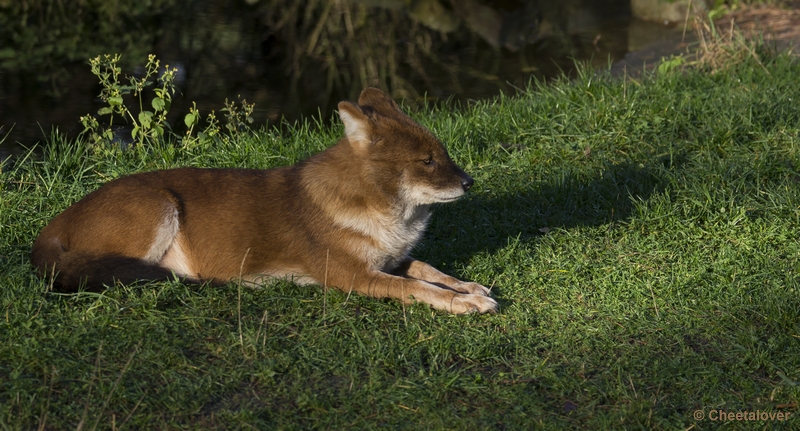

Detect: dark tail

[31,238,177,292]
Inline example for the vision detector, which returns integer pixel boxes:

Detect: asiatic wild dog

[31,88,498,314]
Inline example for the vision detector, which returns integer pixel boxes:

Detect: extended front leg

[330,264,497,314]
[392,258,492,297]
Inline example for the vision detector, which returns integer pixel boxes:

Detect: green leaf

[138,111,153,128]
[131,126,139,140]
[151,97,166,111]
[98,107,113,116]
[657,55,685,75]
[108,96,123,106]
[0,48,16,59]
[184,113,197,128]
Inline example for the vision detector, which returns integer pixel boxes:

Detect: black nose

[461,175,474,192]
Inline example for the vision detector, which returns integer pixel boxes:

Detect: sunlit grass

[2,52,800,429]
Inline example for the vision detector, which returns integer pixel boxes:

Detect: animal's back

[31,166,299,290]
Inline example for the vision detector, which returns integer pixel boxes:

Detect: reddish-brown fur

[31,88,497,314]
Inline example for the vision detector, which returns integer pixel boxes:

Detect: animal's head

[338,88,473,205]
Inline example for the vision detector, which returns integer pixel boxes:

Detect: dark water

[0,0,680,162]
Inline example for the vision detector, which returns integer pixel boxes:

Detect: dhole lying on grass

[31,88,498,314]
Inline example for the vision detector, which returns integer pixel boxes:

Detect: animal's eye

[422,157,433,165]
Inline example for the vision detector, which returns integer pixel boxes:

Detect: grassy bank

[2,51,800,429]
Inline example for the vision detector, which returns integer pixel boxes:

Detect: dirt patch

[611,1,800,78]
[718,1,800,53]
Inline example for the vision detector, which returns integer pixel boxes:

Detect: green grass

[2,53,800,429]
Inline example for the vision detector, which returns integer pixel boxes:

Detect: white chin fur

[403,184,465,205]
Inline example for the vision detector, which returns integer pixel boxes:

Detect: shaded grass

[2,53,800,429]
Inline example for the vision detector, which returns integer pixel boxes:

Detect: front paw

[453,281,492,296]
[451,294,498,314]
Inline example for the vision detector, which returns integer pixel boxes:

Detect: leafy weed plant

[81,54,254,150]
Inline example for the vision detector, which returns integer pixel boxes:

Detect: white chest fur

[328,202,430,271]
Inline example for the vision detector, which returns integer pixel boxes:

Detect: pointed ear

[357,87,403,117]
[337,101,371,151]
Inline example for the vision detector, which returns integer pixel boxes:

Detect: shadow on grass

[425,154,688,264]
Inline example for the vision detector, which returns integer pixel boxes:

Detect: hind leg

[65,186,182,260]
[32,184,190,291]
